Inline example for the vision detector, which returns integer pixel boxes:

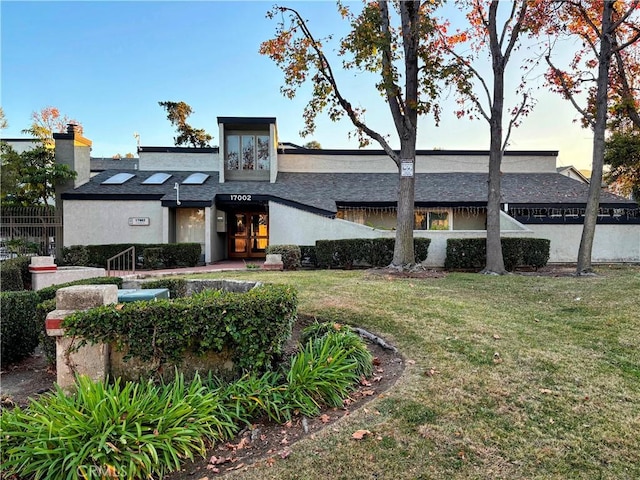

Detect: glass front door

[228,212,268,258]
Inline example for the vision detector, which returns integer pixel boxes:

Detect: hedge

[265,245,301,270]
[444,237,551,271]
[141,278,188,299]
[1,291,41,365]
[315,238,431,269]
[0,256,32,291]
[62,283,298,376]
[61,243,202,269]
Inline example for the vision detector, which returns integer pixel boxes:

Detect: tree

[0,107,7,130]
[1,107,78,206]
[545,0,640,275]
[604,128,640,201]
[158,101,213,148]
[303,140,322,149]
[261,1,450,267]
[27,106,82,145]
[437,0,546,274]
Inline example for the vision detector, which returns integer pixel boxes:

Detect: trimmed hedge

[445,237,551,271]
[63,283,298,376]
[0,256,32,291]
[1,291,41,365]
[37,299,57,366]
[265,245,301,270]
[61,243,202,269]
[300,245,317,268]
[316,238,431,269]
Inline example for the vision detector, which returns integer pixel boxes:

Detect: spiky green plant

[0,373,240,480]
[301,322,374,377]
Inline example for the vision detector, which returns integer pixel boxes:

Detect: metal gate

[0,206,62,259]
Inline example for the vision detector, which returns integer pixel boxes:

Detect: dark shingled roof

[62,170,637,215]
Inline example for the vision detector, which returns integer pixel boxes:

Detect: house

[49,118,640,266]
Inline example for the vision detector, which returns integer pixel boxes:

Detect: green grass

[180,266,640,479]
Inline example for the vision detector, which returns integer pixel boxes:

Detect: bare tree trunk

[576,1,614,275]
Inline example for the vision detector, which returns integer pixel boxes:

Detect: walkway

[131,259,265,278]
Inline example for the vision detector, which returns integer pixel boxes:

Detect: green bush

[36,276,123,303]
[0,259,24,291]
[142,278,188,299]
[0,256,32,290]
[142,247,163,269]
[0,291,40,365]
[284,335,360,416]
[316,238,431,269]
[0,373,241,480]
[61,243,202,269]
[445,238,551,271]
[266,244,301,270]
[63,284,298,375]
[36,298,57,366]
[300,245,317,268]
[60,245,89,266]
[301,322,373,378]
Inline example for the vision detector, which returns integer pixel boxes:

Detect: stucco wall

[528,224,640,263]
[278,153,557,174]
[64,200,164,246]
[138,151,218,171]
[268,202,535,267]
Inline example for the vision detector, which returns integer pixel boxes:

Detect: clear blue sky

[2,0,593,168]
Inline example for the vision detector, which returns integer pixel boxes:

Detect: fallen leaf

[352,429,372,440]
[360,378,372,387]
[493,334,501,340]
[361,390,376,396]
[407,359,416,365]
[320,414,331,424]
[372,357,381,366]
[206,466,220,473]
[208,456,230,465]
[265,457,276,467]
[280,449,291,459]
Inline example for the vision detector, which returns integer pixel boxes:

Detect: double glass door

[229,212,268,258]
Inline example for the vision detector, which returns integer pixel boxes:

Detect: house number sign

[128,217,150,226]
[229,195,252,201]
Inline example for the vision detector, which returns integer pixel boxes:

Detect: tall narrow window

[226,135,240,170]
[257,135,270,170]
[242,135,255,170]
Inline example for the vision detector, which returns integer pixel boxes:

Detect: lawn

[180,266,640,480]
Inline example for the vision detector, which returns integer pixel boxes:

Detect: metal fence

[0,206,62,258]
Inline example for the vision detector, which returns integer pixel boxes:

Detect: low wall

[30,256,106,291]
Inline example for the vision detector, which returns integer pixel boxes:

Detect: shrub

[142,278,188,299]
[142,247,163,269]
[445,237,551,271]
[36,276,123,303]
[0,260,23,291]
[63,284,298,376]
[36,298,57,366]
[0,373,241,480]
[284,335,360,416]
[300,245,317,268]
[316,238,431,269]
[301,322,373,378]
[60,245,89,266]
[266,244,301,270]
[62,243,202,269]
[0,291,40,365]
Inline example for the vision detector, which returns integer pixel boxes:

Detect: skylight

[142,173,172,185]
[101,173,135,185]
[182,173,209,185]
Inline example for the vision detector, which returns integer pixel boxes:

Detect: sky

[1,0,596,169]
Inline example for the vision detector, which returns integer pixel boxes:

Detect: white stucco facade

[64,200,164,246]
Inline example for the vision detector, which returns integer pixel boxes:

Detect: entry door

[229,213,268,258]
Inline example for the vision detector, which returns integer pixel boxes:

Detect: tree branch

[545,54,593,126]
[283,6,399,162]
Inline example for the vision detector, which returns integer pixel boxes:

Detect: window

[102,173,135,185]
[414,210,450,230]
[226,134,270,171]
[142,173,172,185]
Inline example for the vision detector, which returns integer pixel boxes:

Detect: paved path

[130,259,264,278]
